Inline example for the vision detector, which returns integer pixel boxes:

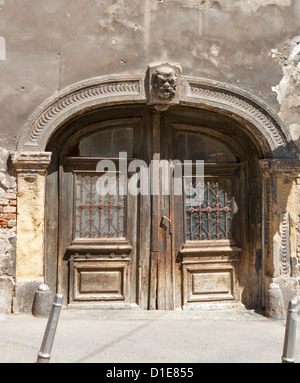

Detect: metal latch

[161,208,172,234]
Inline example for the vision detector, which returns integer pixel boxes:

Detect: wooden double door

[58,108,244,310]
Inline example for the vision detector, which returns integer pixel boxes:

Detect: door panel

[62,159,138,307]
[58,116,148,308]
[169,123,244,309]
[70,259,129,302]
[58,111,245,309]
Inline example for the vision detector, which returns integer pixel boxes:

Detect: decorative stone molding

[260,158,300,282]
[17,75,145,152]
[279,211,291,276]
[259,159,300,178]
[14,66,294,158]
[183,80,293,157]
[11,152,52,178]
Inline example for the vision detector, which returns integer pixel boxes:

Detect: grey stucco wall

[0,0,300,312]
[0,0,299,150]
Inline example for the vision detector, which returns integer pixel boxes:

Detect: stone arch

[15,70,296,159]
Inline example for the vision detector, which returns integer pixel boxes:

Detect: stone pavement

[0,307,299,364]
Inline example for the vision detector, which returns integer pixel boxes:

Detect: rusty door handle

[161,209,172,234]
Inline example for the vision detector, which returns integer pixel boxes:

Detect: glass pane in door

[75,173,126,239]
[79,127,134,157]
[185,178,233,241]
[175,131,238,163]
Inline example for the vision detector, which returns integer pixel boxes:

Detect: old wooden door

[58,116,150,309]
[57,107,244,310]
[148,112,244,310]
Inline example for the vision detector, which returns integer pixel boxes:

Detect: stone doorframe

[10,64,300,314]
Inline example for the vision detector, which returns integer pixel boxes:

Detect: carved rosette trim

[20,80,143,149]
[186,83,286,149]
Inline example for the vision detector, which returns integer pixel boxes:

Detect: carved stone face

[153,66,178,100]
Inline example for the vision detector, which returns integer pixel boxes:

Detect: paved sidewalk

[0,308,299,363]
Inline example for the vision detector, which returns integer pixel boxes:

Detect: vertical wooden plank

[138,111,152,309]
[138,191,151,309]
[169,165,177,310]
[127,178,138,305]
[158,114,174,310]
[173,191,184,308]
[165,118,183,310]
[57,158,74,304]
[149,109,161,310]
[164,189,173,309]
[44,148,59,297]
[170,148,184,310]
[158,194,167,310]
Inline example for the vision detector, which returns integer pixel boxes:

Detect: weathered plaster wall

[15,174,45,281]
[271,36,300,146]
[0,147,16,313]
[0,0,298,150]
[0,0,300,312]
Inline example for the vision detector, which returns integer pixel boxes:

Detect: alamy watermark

[95,152,204,205]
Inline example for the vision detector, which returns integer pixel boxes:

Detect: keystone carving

[153,66,178,100]
[148,63,182,109]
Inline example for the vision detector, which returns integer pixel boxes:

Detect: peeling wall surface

[1,0,300,313]
[0,0,298,150]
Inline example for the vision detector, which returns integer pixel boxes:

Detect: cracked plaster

[271,36,300,149]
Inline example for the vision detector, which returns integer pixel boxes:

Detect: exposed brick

[3,206,16,213]
[0,220,7,227]
[9,200,17,207]
[3,214,15,221]
[5,193,16,200]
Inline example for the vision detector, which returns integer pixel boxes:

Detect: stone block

[265,283,285,320]
[0,277,14,314]
[32,284,53,318]
[7,220,16,228]
[13,279,42,313]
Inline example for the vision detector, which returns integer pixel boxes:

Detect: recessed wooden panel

[192,270,232,296]
[183,263,236,304]
[70,260,128,302]
[80,270,122,294]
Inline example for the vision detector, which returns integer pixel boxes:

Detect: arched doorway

[11,65,300,314]
[45,104,263,310]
